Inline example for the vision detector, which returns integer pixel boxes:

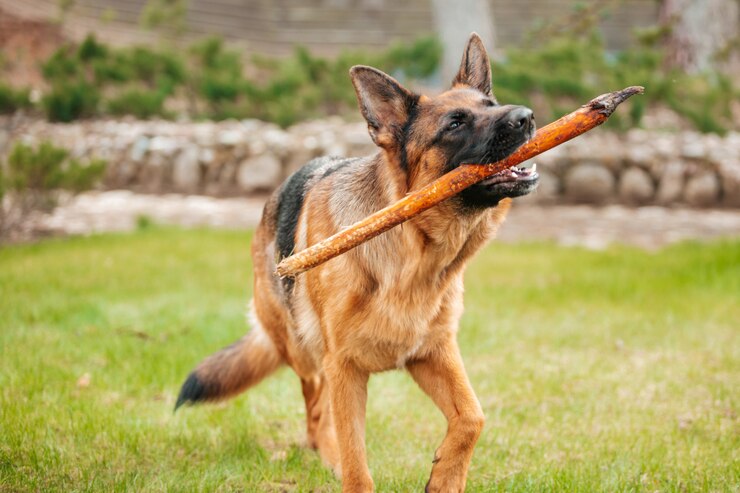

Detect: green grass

[1,229,738,492]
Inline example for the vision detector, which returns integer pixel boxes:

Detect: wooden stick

[277,86,644,277]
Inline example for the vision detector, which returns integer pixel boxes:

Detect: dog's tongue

[479,163,537,186]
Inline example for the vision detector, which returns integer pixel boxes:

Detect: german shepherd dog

[176,33,538,492]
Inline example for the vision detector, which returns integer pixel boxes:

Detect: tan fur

[181,33,530,492]
[247,163,512,491]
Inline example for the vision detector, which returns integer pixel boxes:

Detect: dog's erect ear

[452,32,493,97]
[350,66,417,149]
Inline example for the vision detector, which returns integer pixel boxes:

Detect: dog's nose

[505,107,534,130]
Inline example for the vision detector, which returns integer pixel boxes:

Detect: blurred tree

[430,0,496,85]
[659,0,739,73]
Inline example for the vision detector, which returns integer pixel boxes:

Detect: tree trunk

[430,0,496,85]
[660,0,739,73]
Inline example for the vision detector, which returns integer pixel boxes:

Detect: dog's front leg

[324,356,373,492]
[407,339,485,493]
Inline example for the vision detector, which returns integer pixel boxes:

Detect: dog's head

[350,33,538,209]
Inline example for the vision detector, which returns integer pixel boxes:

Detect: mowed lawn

[0,228,737,492]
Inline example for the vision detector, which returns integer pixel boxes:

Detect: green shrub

[41,45,82,81]
[189,37,245,115]
[660,72,734,135]
[107,89,168,118]
[62,157,108,192]
[135,214,155,230]
[92,51,134,84]
[383,36,442,79]
[0,84,32,114]
[127,46,185,90]
[41,34,181,121]
[0,141,107,237]
[4,141,106,194]
[42,81,100,122]
[492,28,737,133]
[231,37,441,126]
[8,141,68,191]
[77,34,109,61]
[14,26,736,132]
[493,32,610,121]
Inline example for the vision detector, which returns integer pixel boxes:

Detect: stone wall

[2,117,739,207]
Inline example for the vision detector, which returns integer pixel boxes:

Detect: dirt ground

[25,190,740,250]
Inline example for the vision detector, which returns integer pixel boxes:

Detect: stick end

[622,85,645,98]
[275,260,303,279]
[275,263,290,278]
[587,86,645,116]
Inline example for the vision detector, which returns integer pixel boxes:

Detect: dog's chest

[292,223,472,373]
[346,279,463,372]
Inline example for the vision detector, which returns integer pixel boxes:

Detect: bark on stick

[277,86,644,277]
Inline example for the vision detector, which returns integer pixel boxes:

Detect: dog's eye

[448,120,463,131]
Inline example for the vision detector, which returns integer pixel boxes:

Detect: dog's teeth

[531,163,537,173]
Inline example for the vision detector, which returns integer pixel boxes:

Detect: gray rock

[625,143,656,169]
[263,128,293,158]
[218,129,243,147]
[684,171,720,207]
[0,128,11,152]
[172,146,201,192]
[109,160,139,187]
[232,142,249,161]
[702,134,724,164]
[717,159,740,207]
[656,162,686,205]
[564,163,615,203]
[536,143,572,176]
[249,139,268,156]
[138,151,170,192]
[199,148,215,165]
[586,133,625,171]
[681,133,706,160]
[619,167,654,205]
[652,134,679,160]
[130,136,150,162]
[237,153,282,192]
[194,125,216,147]
[6,117,740,207]
[148,136,179,156]
[219,161,238,189]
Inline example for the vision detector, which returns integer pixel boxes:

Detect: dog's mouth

[451,106,539,208]
[478,163,539,188]
[459,162,539,208]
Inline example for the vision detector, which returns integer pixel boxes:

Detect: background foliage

[0,26,736,132]
[0,141,106,239]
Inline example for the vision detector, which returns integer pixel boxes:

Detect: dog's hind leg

[301,375,341,475]
[407,337,485,493]
[302,376,322,449]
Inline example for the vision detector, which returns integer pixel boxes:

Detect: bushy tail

[175,327,282,411]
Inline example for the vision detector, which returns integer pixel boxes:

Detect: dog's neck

[368,150,496,279]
